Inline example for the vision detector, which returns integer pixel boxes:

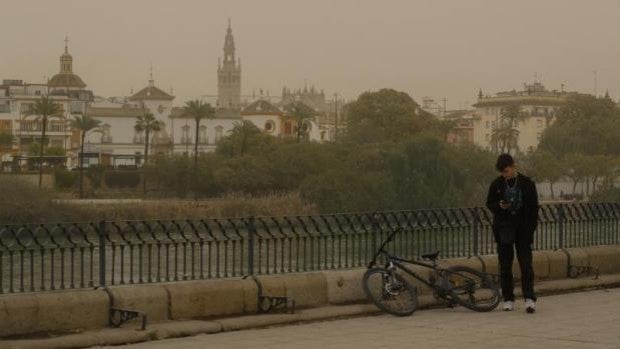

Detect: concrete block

[258,273,328,308]
[321,269,366,305]
[582,246,620,274]
[164,279,249,320]
[108,284,170,322]
[478,254,499,276]
[437,256,484,272]
[0,290,109,338]
[530,250,550,280]
[545,250,569,279]
[564,248,589,270]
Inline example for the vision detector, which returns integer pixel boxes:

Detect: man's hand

[500,200,512,210]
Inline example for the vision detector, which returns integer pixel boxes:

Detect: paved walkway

[99,288,620,349]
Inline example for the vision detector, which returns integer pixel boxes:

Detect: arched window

[101,124,111,143]
[215,126,223,142]
[181,125,190,144]
[199,125,207,144]
[133,129,144,144]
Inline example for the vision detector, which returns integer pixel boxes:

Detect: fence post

[98,220,107,287]
[247,216,255,276]
[472,208,480,257]
[371,213,380,258]
[558,204,565,250]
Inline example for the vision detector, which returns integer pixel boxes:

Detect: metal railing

[1,203,619,294]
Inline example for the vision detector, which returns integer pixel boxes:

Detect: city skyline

[1,0,620,108]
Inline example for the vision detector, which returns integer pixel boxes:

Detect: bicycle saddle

[421,251,440,260]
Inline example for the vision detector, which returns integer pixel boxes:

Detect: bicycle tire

[362,267,418,316]
[442,266,500,312]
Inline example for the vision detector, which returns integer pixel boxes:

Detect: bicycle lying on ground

[362,228,500,316]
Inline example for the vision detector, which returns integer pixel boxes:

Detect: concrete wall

[1,245,619,338]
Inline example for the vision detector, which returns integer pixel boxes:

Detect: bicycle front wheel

[443,266,500,312]
[362,267,418,316]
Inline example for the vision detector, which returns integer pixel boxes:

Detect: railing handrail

[1,202,619,294]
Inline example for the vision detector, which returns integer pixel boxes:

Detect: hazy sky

[1,0,620,109]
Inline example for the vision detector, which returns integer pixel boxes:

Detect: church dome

[48,73,86,88]
[48,37,87,89]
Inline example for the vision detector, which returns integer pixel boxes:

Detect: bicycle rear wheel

[442,266,500,312]
[362,267,418,316]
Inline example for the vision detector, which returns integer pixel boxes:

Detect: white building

[0,38,93,169]
[472,82,578,154]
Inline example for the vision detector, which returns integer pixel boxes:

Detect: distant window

[491,121,496,129]
[134,130,144,144]
[181,125,190,144]
[199,125,207,144]
[537,119,543,128]
[485,121,490,129]
[537,132,542,140]
[264,120,276,133]
[215,126,223,142]
[101,124,112,143]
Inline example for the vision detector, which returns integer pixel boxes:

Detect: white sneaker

[502,301,514,311]
[525,299,536,314]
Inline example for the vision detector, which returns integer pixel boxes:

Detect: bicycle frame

[368,228,466,292]
[381,253,446,291]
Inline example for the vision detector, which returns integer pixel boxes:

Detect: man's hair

[495,153,515,172]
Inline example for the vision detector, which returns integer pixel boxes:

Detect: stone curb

[2,274,619,349]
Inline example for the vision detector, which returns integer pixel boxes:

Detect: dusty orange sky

[1,0,619,108]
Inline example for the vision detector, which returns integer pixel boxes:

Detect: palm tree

[500,103,526,126]
[229,120,262,156]
[181,100,215,167]
[134,112,162,195]
[489,103,524,154]
[23,96,64,189]
[491,122,520,154]
[70,115,102,199]
[288,101,315,142]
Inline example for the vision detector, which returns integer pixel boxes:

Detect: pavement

[93,287,620,349]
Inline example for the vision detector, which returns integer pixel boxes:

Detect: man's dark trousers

[497,239,536,302]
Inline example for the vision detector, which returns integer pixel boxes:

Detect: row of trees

[135,89,497,212]
[522,94,620,200]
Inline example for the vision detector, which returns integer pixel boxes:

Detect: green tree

[216,120,272,157]
[134,112,162,195]
[70,115,102,198]
[284,101,316,142]
[345,89,437,144]
[23,96,65,189]
[525,151,563,199]
[181,100,215,167]
[539,95,620,157]
[563,153,590,195]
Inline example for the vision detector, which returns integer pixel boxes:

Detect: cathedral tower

[217,19,241,111]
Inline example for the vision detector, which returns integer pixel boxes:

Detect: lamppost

[333,93,339,142]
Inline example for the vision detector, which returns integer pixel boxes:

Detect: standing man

[486,154,539,313]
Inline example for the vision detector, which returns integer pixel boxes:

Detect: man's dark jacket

[486,173,539,244]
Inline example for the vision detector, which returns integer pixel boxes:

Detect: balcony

[20,121,66,133]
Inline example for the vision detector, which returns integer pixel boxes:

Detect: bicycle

[362,228,500,316]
